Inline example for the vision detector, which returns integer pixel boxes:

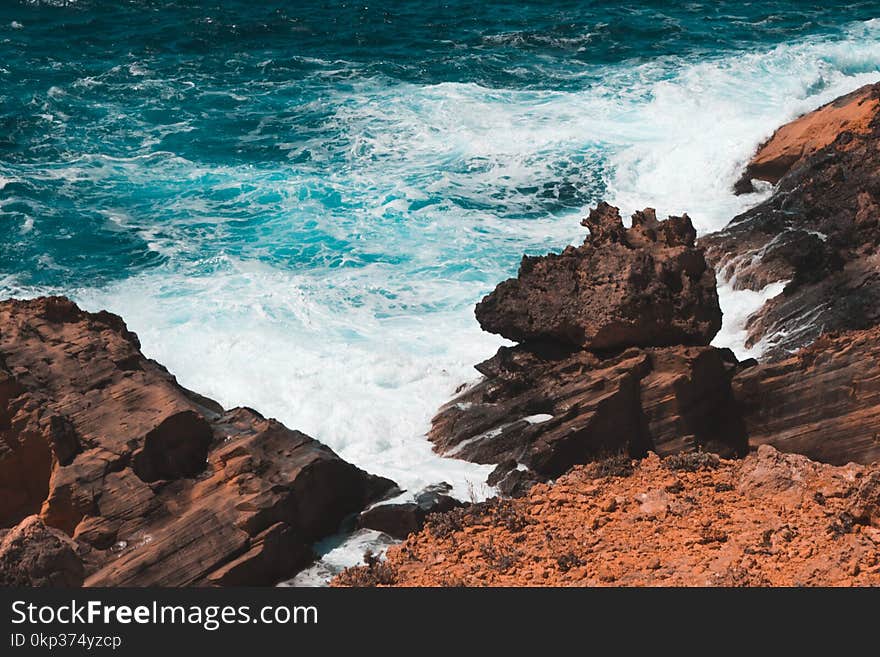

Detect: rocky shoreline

[3,83,880,587]
[336,82,880,586]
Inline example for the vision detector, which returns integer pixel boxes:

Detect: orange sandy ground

[334,446,880,587]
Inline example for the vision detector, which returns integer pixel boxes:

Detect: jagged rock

[475,203,721,351]
[732,326,880,466]
[357,483,464,539]
[487,461,542,497]
[702,82,880,359]
[429,342,746,480]
[0,515,84,587]
[0,296,395,586]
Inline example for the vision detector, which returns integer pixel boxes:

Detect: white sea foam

[74,258,502,500]
[713,282,788,360]
[604,25,880,231]
[280,529,398,587]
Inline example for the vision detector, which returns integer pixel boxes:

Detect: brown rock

[702,82,880,358]
[475,203,721,351]
[735,83,880,191]
[0,515,84,587]
[732,327,880,466]
[0,297,395,586]
[429,341,746,481]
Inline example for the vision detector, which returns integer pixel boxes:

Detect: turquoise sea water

[2,1,880,498]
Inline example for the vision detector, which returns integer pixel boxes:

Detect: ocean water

[2,1,880,506]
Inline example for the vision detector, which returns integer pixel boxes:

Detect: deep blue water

[2,1,880,495]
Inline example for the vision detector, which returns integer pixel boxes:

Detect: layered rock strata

[0,296,394,586]
[702,82,880,358]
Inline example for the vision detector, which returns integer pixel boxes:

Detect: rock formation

[475,203,721,350]
[335,446,880,587]
[734,83,880,192]
[431,205,745,491]
[702,81,880,358]
[732,327,880,465]
[435,116,880,488]
[431,343,746,483]
[0,296,394,586]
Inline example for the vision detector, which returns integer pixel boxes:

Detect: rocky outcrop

[0,515,84,587]
[335,446,880,587]
[734,83,880,192]
[0,296,394,586]
[430,343,746,484]
[431,205,744,489]
[732,327,880,465]
[475,203,721,351]
[702,81,880,359]
[436,164,880,488]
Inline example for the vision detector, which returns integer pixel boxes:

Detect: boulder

[0,297,395,586]
[0,515,84,587]
[475,203,721,351]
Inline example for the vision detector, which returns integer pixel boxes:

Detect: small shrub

[698,527,728,544]
[479,537,522,572]
[556,552,584,572]
[583,454,635,479]
[664,452,720,473]
[425,506,468,539]
[828,512,856,538]
[334,550,397,587]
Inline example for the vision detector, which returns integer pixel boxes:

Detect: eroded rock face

[702,81,880,358]
[475,203,721,351]
[732,327,880,466]
[430,204,744,489]
[0,297,394,586]
[0,515,84,587]
[429,342,746,482]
